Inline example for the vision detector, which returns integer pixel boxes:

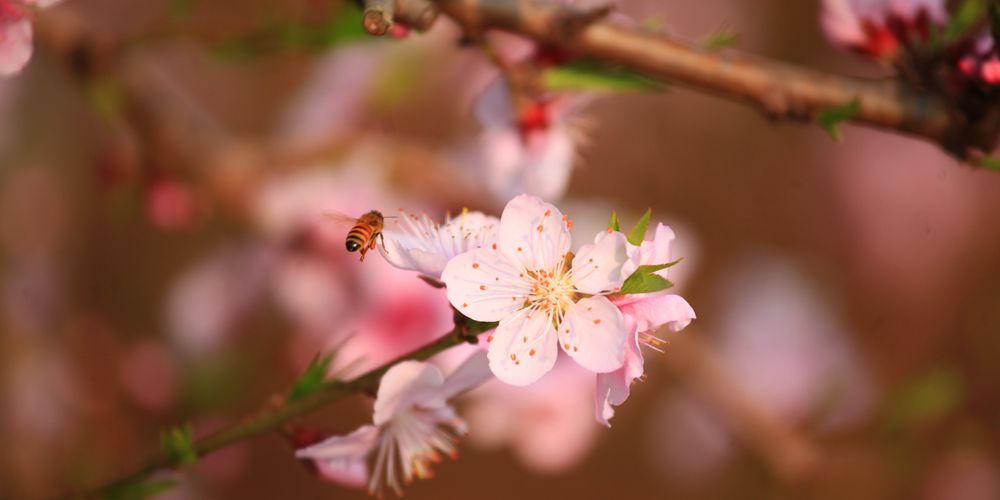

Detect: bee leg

[378,232,387,254]
[359,247,367,262]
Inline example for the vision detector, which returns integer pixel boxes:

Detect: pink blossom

[441,194,634,385]
[331,256,455,375]
[463,358,599,473]
[379,209,499,279]
[296,351,492,496]
[0,0,61,76]
[471,77,588,202]
[145,178,197,230]
[820,0,946,59]
[596,223,696,426]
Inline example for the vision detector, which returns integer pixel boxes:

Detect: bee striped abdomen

[346,223,373,252]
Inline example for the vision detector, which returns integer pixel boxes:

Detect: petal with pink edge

[595,316,644,426]
[618,293,696,333]
[571,230,632,295]
[559,296,627,373]
[441,247,529,322]
[487,310,558,385]
[296,425,378,489]
[498,194,571,272]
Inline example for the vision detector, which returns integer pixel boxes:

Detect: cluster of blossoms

[820,0,1000,89]
[297,194,695,494]
[466,40,592,203]
[0,0,60,76]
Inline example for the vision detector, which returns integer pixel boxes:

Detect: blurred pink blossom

[921,449,1000,500]
[470,77,589,201]
[0,0,60,76]
[442,194,633,385]
[332,255,455,375]
[820,0,946,59]
[165,244,276,355]
[117,338,178,411]
[463,358,599,474]
[296,351,492,496]
[145,178,197,230]
[646,256,873,480]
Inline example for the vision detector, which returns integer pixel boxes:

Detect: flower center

[525,264,577,318]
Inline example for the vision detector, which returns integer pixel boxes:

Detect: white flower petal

[372,361,445,425]
[498,194,572,271]
[439,350,493,399]
[571,230,632,295]
[559,296,627,373]
[380,211,499,278]
[487,310,558,385]
[296,425,378,489]
[441,246,529,322]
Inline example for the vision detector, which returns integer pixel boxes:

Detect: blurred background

[2,0,1000,498]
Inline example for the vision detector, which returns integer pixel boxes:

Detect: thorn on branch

[363,0,395,36]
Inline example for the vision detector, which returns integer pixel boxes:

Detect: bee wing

[322,211,360,228]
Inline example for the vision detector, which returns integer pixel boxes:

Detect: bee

[325,210,396,262]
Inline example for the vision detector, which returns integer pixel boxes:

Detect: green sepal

[288,352,336,402]
[618,261,681,295]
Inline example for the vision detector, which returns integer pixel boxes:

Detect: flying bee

[325,210,396,262]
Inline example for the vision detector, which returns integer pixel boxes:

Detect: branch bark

[432,0,992,157]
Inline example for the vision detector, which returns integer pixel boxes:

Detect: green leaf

[106,479,178,500]
[818,98,860,142]
[978,156,1000,171]
[619,263,677,295]
[212,6,369,60]
[608,211,620,232]
[885,367,963,431]
[543,61,664,92]
[288,352,336,402]
[702,29,739,50]
[627,209,652,246]
[160,424,198,466]
[945,0,986,43]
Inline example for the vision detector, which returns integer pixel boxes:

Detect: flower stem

[75,321,492,499]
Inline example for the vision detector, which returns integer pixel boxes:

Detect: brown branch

[431,0,993,157]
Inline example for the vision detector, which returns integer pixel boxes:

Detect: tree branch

[74,323,481,499]
[431,0,994,158]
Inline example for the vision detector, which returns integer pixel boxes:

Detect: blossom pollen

[480,285,486,291]
[472,263,479,269]
[491,243,497,250]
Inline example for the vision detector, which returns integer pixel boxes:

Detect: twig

[74,324,482,499]
[429,0,994,158]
